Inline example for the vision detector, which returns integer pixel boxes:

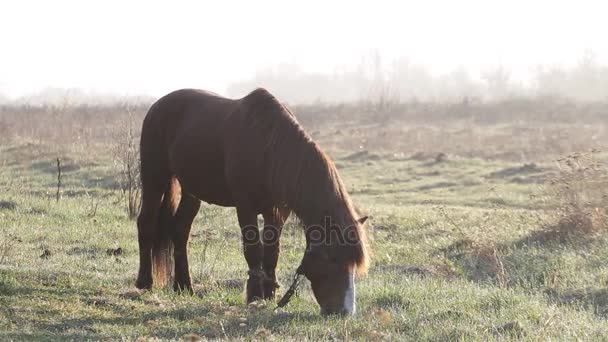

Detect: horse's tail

[151,177,180,287]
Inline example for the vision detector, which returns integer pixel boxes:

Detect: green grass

[1,141,608,341]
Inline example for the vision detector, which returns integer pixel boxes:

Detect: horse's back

[143,89,233,131]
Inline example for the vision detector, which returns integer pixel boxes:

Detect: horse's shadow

[1,271,323,341]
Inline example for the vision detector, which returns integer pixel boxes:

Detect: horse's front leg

[236,206,264,302]
[261,207,289,300]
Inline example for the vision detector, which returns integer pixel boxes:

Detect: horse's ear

[357,216,368,225]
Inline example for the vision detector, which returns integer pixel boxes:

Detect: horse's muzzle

[320,272,356,316]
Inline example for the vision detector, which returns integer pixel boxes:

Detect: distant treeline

[227,52,608,104]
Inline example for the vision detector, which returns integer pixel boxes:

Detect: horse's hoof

[246,278,264,303]
[135,279,152,290]
[262,279,280,301]
[262,293,276,301]
[173,282,194,294]
[246,295,265,303]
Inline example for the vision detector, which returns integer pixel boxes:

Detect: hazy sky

[1,0,606,98]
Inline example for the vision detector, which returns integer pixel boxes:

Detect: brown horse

[135,88,369,315]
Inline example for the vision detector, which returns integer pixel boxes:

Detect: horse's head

[299,216,368,316]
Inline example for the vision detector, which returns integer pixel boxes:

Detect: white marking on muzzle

[343,272,356,315]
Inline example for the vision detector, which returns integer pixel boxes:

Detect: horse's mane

[241,88,369,273]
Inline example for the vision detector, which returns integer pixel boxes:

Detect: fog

[1,0,607,104]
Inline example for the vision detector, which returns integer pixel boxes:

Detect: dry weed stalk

[113,103,142,219]
[55,157,62,203]
[437,205,467,238]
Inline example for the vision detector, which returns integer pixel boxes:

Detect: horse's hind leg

[135,180,168,289]
[172,193,201,292]
[262,207,290,300]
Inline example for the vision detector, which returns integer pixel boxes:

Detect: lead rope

[275,269,304,309]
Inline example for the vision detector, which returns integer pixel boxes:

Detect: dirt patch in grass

[0,200,16,210]
[341,150,382,162]
[486,163,550,184]
[493,321,525,338]
[409,151,447,162]
[31,157,81,173]
[373,264,456,279]
[417,181,458,191]
[67,246,102,259]
[487,163,544,179]
[545,288,608,317]
[372,292,410,308]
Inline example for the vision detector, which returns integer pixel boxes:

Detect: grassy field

[1,100,608,341]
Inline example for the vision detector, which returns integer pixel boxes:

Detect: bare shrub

[443,238,507,286]
[542,150,608,239]
[465,242,507,287]
[113,103,142,219]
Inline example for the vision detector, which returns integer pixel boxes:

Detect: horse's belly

[170,151,235,207]
[195,182,235,207]
[177,170,234,207]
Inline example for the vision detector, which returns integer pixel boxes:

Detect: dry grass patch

[540,151,608,242]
